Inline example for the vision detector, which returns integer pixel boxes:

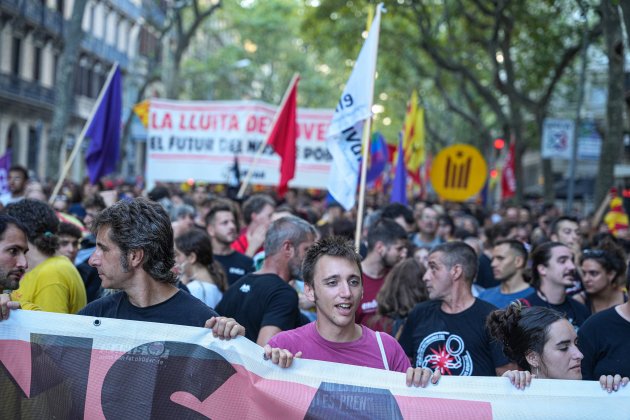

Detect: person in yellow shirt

[6,199,86,313]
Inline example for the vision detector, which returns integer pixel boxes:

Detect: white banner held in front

[1,310,629,420]
[146,100,333,189]
[541,118,575,160]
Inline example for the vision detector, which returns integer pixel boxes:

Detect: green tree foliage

[180,0,343,107]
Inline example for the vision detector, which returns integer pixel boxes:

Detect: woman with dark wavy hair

[175,229,226,308]
[365,258,428,338]
[576,237,627,314]
[487,302,628,392]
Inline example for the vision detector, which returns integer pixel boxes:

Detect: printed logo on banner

[417,331,473,376]
[306,382,403,420]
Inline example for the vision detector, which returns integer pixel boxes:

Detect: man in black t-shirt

[205,200,254,285]
[399,241,513,376]
[518,241,589,328]
[216,216,316,345]
[78,198,244,338]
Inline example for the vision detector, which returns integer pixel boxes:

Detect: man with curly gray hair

[78,198,244,339]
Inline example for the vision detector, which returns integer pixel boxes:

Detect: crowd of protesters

[1,163,629,395]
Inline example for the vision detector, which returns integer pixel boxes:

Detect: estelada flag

[267,75,299,197]
[402,90,425,183]
[133,99,150,128]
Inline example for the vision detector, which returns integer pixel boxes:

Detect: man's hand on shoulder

[205,316,245,340]
[263,344,302,368]
[0,293,20,320]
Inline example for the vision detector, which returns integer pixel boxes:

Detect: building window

[56,0,64,14]
[28,126,39,172]
[33,46,42,82]
[11,37,21,77]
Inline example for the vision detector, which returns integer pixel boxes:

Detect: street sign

[431,144,488,202]
[541,118,574,159]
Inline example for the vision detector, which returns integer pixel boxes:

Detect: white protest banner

[2,311,627,419]
[541,118,575,160]
[146,100,333,189]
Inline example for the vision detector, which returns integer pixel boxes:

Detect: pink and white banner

[146,100,333,189]
[1,311,627,419]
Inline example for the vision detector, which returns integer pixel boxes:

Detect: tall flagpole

[49,62,120,203]
[353,6,382,250]
[354,122,372,249]
[237,73,299,199]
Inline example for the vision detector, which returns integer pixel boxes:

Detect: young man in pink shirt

[264,236,439,387]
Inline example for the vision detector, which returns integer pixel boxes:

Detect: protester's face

[192,187,207,206]
[538,245,575,288]
[581,259,615,295]
[413,248,429,269]
[553,220,581,251]
[437,220,452,240]
[519,208,531,225]
[58,234,80,262]
[491,244,520,282]
[174,246,193,277]
[207,211,237,245]
[0,225,28,290]
[380,239,407,269]
[423,251,453,300]
[505,207,519,222]
[288,235,315,279]
[89,227,132,289]
[305,255,362,330]
[8,170,26,194]
[178,213,195,230]
[83,207,100,231]
[419,208,439,235]
[252,204,274,228]
[535,319,583,380]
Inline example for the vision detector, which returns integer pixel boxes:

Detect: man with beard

[0,166,28,207]
[355,218,407,324]
[478,239,533,308]
[519,241,590,328]
[412,205,443,249]
[205,199,254,286]
[264,236,440,389]
[0,214,30,319]
[216,216,316,345]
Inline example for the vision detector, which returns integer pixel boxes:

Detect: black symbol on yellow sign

[431,145,487,202]
[444,151,472,190]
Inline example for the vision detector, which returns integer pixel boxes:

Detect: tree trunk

[47,0,89,180]
[597,1,624,205]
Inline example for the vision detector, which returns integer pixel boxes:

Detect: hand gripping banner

[1,311,627,419]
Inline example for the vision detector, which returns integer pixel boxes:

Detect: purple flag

[366,132,388,184]
[390,136,407,205]
[0,149,12,194]
[85,66,122,184]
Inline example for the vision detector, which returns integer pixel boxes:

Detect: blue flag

[390,136,407,205]
[85,66,122,184]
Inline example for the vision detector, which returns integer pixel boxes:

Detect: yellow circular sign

[431,144,488,202]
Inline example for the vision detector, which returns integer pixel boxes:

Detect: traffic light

[490,169,498,179]
[494,138,505,150]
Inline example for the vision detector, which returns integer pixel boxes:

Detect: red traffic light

[490,169,498,179]
[494,138,505,150]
